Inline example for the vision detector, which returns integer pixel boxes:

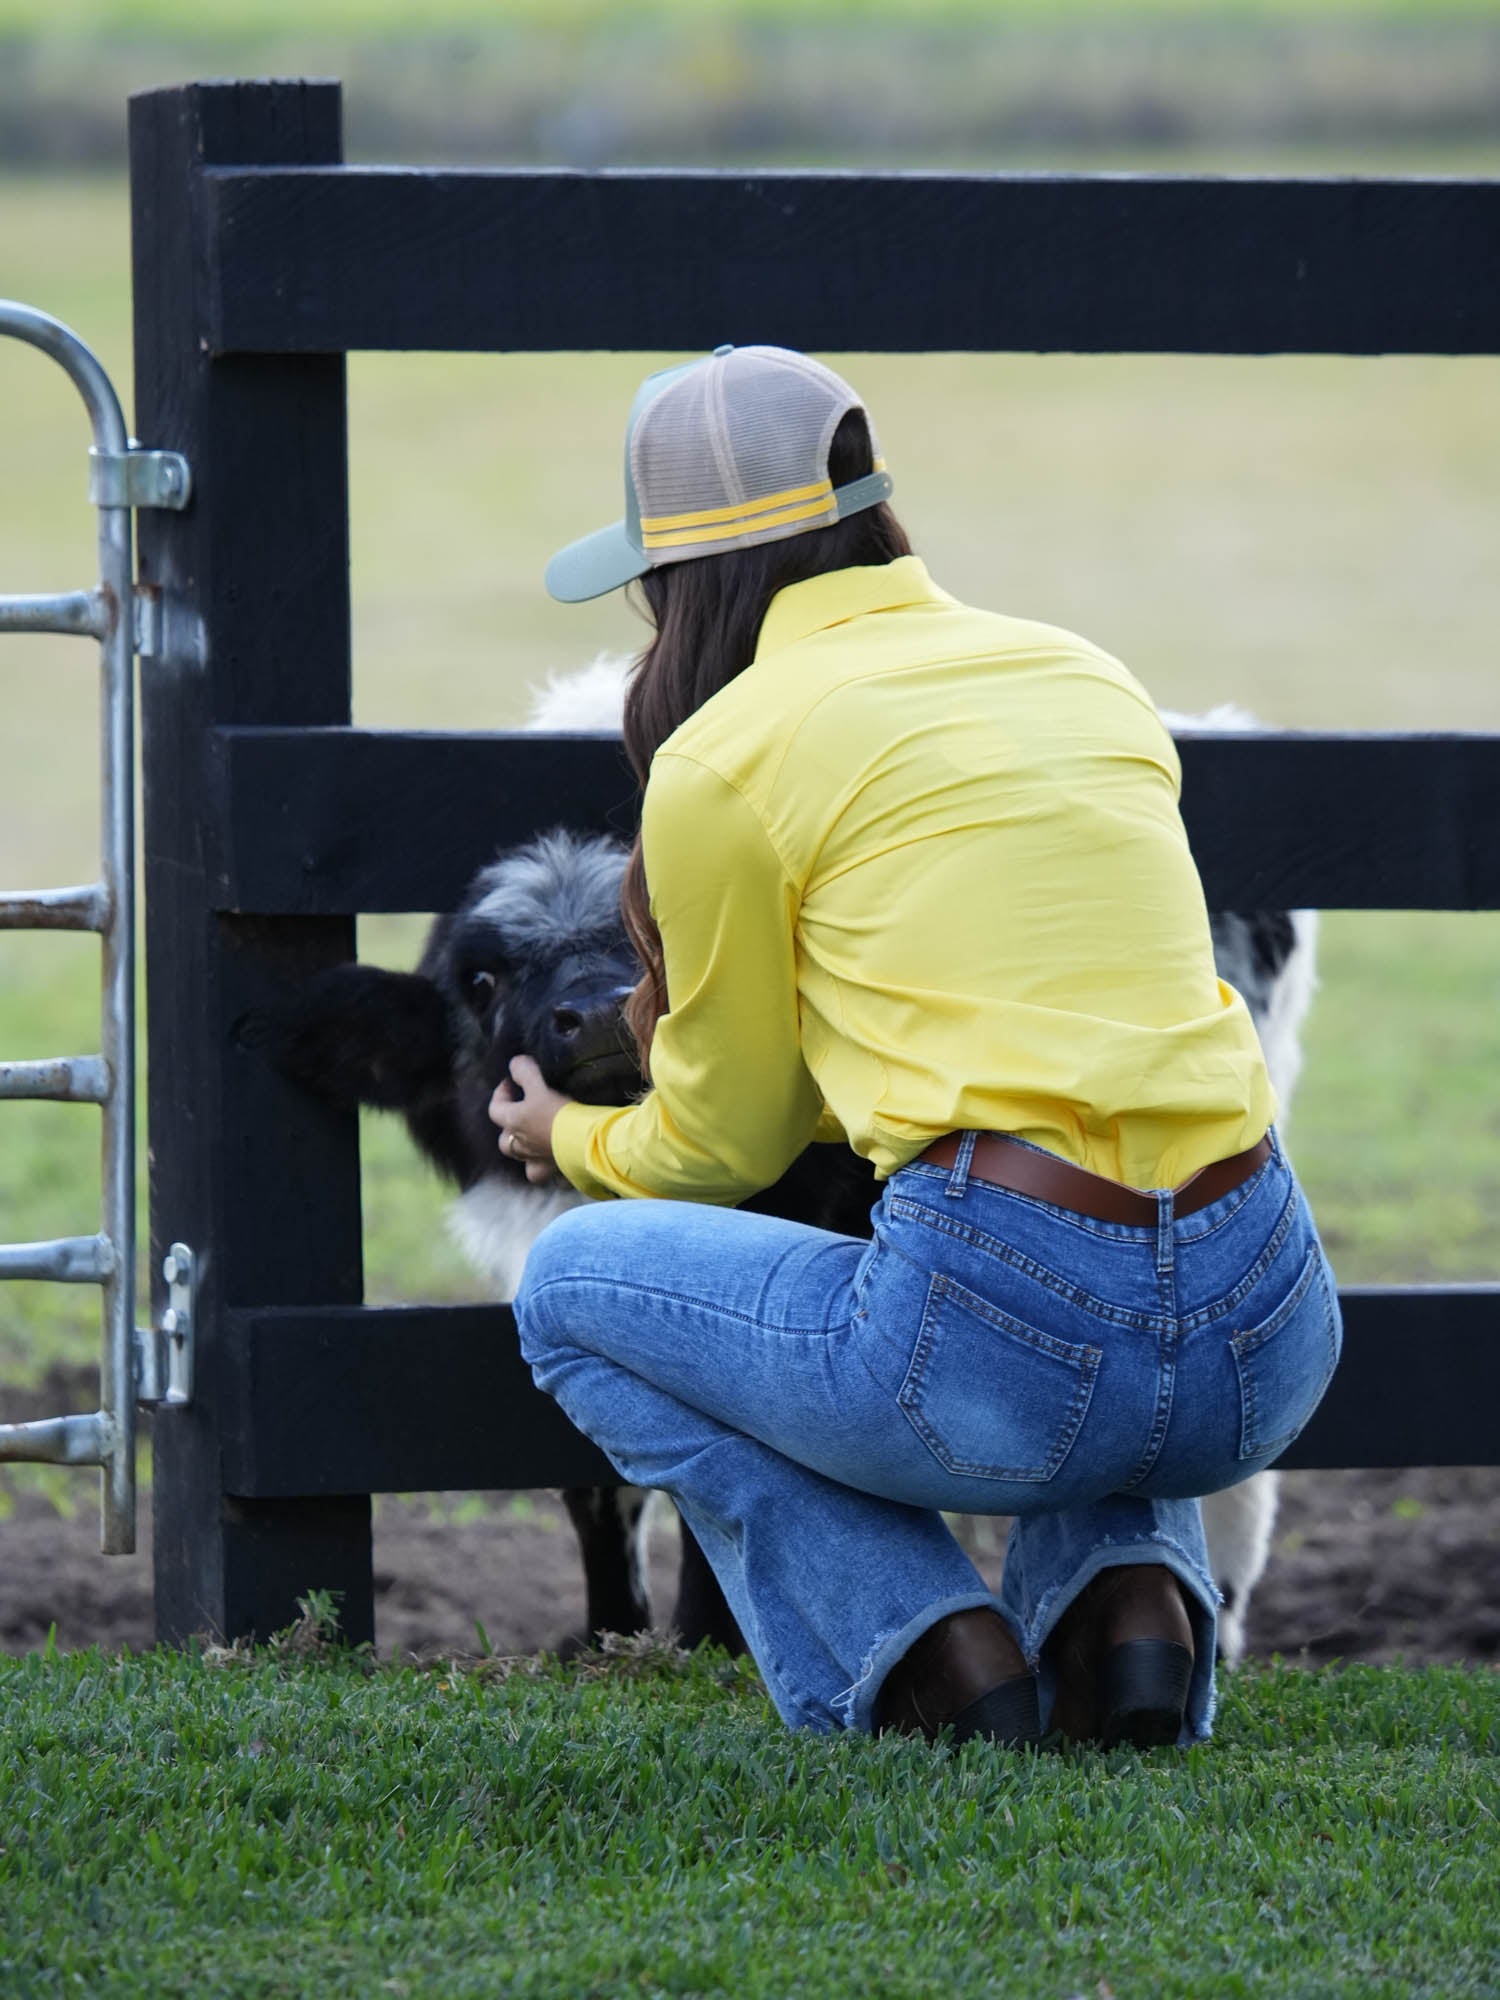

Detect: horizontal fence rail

[200,168,1500,358]
[216,1289,1500,1499]
[210,729,635,914]
[220,1306,617,1496]
[209,728,1500,915]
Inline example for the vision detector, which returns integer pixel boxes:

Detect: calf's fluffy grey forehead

[466,831,628,953]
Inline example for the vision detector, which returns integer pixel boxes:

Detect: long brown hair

[619,407,912,1074]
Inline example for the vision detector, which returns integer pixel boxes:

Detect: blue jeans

[514,1130,1341,1741]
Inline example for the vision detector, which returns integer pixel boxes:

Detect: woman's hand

[488,1055,572,1185]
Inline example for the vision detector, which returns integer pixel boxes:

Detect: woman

[492,345,1341,1749]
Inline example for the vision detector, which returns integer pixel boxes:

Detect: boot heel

[949,1674,1042,1748]
[1100,1640,1192,1750]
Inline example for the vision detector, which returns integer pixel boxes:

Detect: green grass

[2,177,1499,1402]
[1,1637,1497,1999]
[1291,912,1500,1282]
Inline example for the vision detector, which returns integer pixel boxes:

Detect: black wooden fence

[129,78,1500,1647]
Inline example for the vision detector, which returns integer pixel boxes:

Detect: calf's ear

[239,965,455,1111]
[1240,910,1299,983]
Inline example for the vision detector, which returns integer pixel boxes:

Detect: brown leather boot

[1097,1564,1195,1749]
[875,1608,1041,1747]
[1048,1586,1105,1746]
[1050,1565,1195,1750]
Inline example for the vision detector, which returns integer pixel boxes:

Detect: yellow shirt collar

[754,555,956,662]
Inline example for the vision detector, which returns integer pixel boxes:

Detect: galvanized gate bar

[0,885,111,932]
[0,1236,115,1285]
[0,300,138,1552]
[0,591,109,638]
[0,1057,111,1103]
[0,1411,113,1468]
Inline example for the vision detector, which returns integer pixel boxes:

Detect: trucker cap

[545,344,893,603]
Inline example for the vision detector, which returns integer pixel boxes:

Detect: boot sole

[1100,1640,1193,1750]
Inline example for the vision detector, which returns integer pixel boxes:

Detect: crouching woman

[492,345,1341,1749]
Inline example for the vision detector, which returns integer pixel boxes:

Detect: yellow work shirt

[551,555,1274,1203]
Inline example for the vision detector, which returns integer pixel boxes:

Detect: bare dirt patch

[3,1366,1496,1667]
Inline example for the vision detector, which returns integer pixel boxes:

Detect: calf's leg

[672,1513,747,1655]
[557,1484,652,1651]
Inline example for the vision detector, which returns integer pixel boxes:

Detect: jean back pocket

[898,1271,1102,1484]
[1231,1244,1342,1462]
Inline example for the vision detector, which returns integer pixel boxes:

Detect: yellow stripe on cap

[640,476,834,536]
[641,493,838,550]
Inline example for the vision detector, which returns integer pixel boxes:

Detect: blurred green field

[5,9,1498,181]
[2,174,1498,1396]
[5,0,1493,31]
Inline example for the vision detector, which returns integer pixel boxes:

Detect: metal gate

[0,301,193,1554]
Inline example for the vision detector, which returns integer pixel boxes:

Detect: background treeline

[4,9,1500,169]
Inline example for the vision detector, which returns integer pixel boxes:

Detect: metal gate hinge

[134,1242,196,1409]
[89,444,192,512]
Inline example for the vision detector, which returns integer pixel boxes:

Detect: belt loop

[1155,1187,1174,1274]
[945,1129,979,1200]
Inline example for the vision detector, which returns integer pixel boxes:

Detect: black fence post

[130,79,373,1646]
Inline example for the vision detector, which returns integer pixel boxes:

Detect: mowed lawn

[1,172,1499,1392]
[1,1635,1498,2000]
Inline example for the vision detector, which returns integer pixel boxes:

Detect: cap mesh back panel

[629,349,870,561]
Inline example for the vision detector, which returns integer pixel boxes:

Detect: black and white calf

[266,666,1317,1664]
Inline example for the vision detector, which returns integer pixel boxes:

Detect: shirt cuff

[550,1098,626,1201]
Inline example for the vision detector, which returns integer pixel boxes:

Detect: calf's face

[256,830,643,1193]
[416,833,644,1185]
[443,906,642,1104]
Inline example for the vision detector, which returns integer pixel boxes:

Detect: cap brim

[545,521,649,604]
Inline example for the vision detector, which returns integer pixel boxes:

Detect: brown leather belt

[914,1131,1274,1224]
